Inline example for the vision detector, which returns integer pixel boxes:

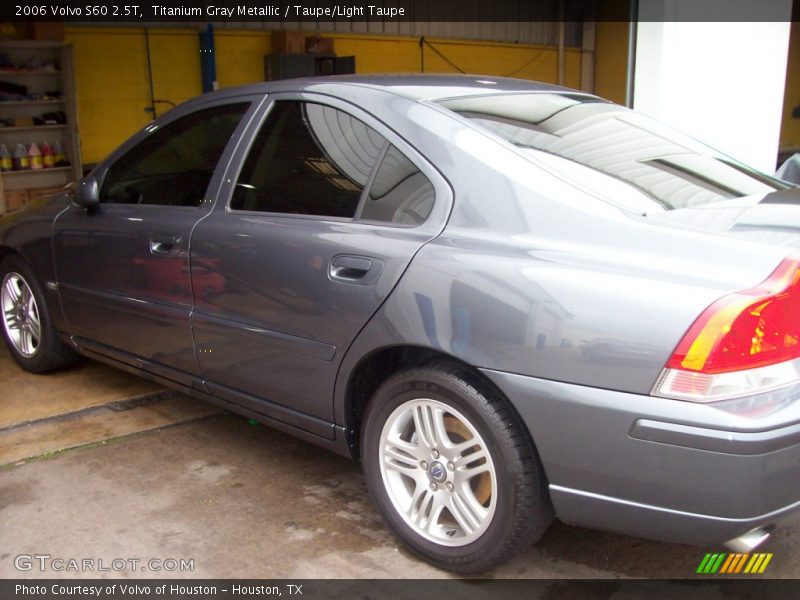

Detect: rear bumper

[548,484,799,546]
[481,368,800,545]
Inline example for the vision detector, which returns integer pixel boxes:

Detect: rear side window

[360,145,435,226]
[231,101,386,217]
[231,100,435,226]
[102,103,248,207]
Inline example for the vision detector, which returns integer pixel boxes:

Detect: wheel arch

[0,244,18,264]
[342,344,542,468]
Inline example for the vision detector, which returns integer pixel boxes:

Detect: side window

[231,101,386,217]
[359,145,435,226]
[102,103,249,207]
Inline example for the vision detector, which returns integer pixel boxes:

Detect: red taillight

[666,257,800,374]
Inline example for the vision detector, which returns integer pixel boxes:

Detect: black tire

[0,255,78,373]
[361,362,553,574]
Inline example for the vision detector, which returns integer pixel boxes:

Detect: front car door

[53,97,258,384]
[189,93,452,436]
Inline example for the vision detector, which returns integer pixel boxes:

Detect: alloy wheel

[1,272,41,358]
[378,398,497,546]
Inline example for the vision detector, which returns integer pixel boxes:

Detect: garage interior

[3,4,800,580]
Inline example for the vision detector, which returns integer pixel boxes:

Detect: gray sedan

[2,75,800,573]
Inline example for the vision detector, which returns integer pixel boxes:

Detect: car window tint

[360,145,435,226]
[102,103,248,207]
[231,101,386,217]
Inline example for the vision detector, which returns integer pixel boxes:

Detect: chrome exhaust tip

[723,527,772,553]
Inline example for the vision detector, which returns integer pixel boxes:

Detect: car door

[53,97,258,383]
[189,94,452,436]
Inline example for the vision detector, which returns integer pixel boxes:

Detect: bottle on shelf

[29,142,42,170]
[53,140,67,166]
[13,143,29,170]
[0,144,11,172]
[42,141,55,168]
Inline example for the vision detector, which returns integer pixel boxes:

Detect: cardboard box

[0,22,29,40]
[12,116,34,127]
[271,31,306,55]
[265,53,314,80]
[28,186,64,202]
[29,23,64,41]
[306,36,335,54]
[5,189,28,212]
[0,22,64,40]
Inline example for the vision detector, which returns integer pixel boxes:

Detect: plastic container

[13,143,29,170]
[29,142,43,170]
[0,144,11,171]
[42,141,55,168]
[53,140,66,166]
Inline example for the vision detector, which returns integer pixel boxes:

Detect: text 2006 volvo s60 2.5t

[2,75,800,573]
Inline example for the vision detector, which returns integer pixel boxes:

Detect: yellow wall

[65,27,201,164]
[332,35,582,88]
[66,28,149,164]
[594,22,628,105]
[781,20,800,151]
[64,26,582,165]
[214,30,271,88]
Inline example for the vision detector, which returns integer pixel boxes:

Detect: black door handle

[329,255,383,284]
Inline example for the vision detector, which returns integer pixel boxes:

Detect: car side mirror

[74,177,100,208]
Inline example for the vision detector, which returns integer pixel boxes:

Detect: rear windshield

[439,93,790,213]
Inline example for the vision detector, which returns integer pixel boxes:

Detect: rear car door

[53,97,258,382]
[189,94,452,435]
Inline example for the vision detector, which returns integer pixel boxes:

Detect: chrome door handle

[150,233,182,255]
[329,255,383,285]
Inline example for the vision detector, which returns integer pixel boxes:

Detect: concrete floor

[2,345,800,579]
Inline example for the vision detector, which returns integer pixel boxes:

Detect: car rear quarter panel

[335,98,792,420]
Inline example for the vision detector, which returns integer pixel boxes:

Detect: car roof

[200,74,588,104]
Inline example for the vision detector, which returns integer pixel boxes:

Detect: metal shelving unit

[0,40,82,214]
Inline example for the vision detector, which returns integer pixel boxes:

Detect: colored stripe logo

[696,553,773,574]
